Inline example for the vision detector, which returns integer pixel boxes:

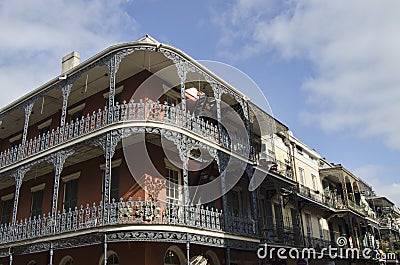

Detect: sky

[0,0,399,204]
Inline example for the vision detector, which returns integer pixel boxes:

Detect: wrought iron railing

[346,199,367,216]
[276,160,293,179]
[0,99,250,170]
[304,235,332,249]
[298,184,329,207]
[378,217,400,231]
[262,224,301,246]
[0,197,256,244]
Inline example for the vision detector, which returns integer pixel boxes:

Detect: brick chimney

[61,51,80,74]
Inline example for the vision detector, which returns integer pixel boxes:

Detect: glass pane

[1,199,13,224]
[164,250,180,265]
[31,190,44,218]
[65,179,78,210]
[111,167,120,201]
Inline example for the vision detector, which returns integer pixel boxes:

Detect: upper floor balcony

[320,165,373,217]
[0,99,250,172]
[1,37,262,176]
[297,184,331,208]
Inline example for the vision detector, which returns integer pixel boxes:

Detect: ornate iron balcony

[0,99,250,170]
[0,197,257,245]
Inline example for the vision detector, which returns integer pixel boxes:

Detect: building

[0,35,398,265]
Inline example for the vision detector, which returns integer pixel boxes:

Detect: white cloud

[214,0,400,149]
[354,164,400,206]
[0,0,137,108]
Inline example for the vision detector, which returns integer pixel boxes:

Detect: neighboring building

[367,196,400,252]
[0,35,398,265]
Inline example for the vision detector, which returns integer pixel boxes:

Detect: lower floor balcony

[0,197,257,246]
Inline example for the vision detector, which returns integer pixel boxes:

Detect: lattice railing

[0,197,256,244]
[0,99,250,169]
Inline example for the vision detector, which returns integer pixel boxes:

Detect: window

[100,251,119,265]
[305,213,313,236]
[263,192,274,229]
[68,103,86,123]
[38,126,50,136]
[312,174,318,191]
[299,167,305,185]
[260,197,266,222]
[164,250,180,265]
[114,93,122,105]
[9,133,22,149]
[205,250,220,265]
[71,110,83,123]
[228,189,242,217]
[163,85,179,106]
[31,189,44,218]
[296,145,303,155]
[318,218,324,239]
[164,94,177,106]
[291,208,302,245]
[38,119,52,136]
[60,256,74,265]
[64,179,78,211]
[1,198,13,224]
[166,168,180,205]
[100,159,122,202]
[104,86,124,107]
[110,167,120,202]
[274,203,284,234]
[164,246,185,265]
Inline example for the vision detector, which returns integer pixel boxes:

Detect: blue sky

[0,0,399,204]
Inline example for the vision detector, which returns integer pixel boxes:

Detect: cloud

[213,0,400,149]
[354,164,400,206]
[0,0,137,108]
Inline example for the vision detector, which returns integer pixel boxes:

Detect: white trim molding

[1,193,14,201]
[62,171,81,182]
[68,103,86,116]
[30,183,46,192]
[9,134,22,143]
[37,119,52,130]
[100,158,122,170]
[103,85,124,99]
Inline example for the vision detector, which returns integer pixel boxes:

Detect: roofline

[367,196,395,206]
[248,101,289,132]
[288,133,322,159]
[0,36,248,115]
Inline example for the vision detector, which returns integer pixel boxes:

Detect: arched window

[99,250,119,265]
[59,256,74,265]
[205,250,220,265]
[164,245,185,265]
[27,261,37,265]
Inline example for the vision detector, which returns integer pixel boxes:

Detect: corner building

[0,35,397,265]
